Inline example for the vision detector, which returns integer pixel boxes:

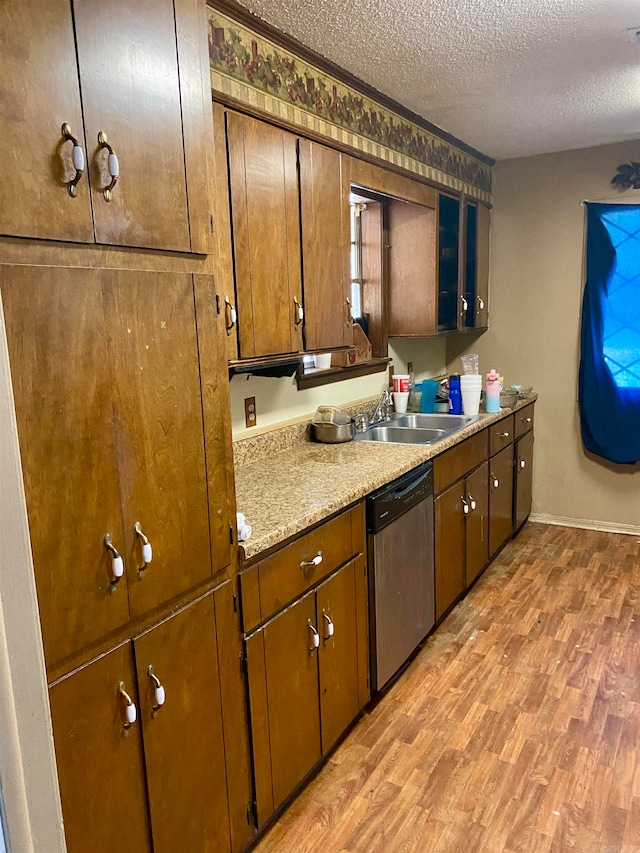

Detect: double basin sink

[354,412,480,445]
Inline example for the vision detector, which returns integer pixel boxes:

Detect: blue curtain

[579,203,640,464]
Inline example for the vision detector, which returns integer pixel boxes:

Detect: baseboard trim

[529,513,640,537]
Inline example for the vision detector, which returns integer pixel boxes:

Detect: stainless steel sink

[354,412,480,445]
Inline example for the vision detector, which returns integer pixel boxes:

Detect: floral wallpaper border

[207,8,492,201]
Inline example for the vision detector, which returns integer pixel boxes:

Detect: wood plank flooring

[253,522,640,853]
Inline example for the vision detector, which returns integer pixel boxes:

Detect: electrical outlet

[244,396,257,429]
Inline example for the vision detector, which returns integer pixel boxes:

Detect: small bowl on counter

[311,420,356,443]
[499,389,519,409]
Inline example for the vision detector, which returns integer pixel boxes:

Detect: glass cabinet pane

[464,201,478,327]
[437,194,460,332]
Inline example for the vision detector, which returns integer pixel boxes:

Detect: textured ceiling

[236,0,640,161]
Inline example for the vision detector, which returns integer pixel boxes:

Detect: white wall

[448,140,640,532]
[230,338,447,437]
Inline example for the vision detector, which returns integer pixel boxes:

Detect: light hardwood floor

[253,522,640,853]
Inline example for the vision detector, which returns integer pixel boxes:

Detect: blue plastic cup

[418,379,439,413]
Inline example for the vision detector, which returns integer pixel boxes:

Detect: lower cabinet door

[515,431,534,530]
[49,644,152,853]
[133,595,231,853]
[435,482,466,619]
[489,445,515,557]
[316,560,360,754]
[466,462,489,585]
[246,590,322,820]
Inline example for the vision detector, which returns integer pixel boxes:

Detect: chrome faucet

[369,389,393,426]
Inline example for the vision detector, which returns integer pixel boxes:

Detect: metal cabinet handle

[104,533,124,586]
[61,123,85,197]
[118,681,137,729]
[468,494,477,511]
[477,296,484,311]
[307,619,320,653]
[147,666,166,712]
[224,296,237,334]
[96,131,119,202]
[520,459,526,469]
[322,611,335,640]
[461,496,469,515]
[300,551,322,570]
[491,474,499,489]
[133,522,153,568]
[293,297,304,326]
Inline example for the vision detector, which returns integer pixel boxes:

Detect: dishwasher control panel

[366,461,433,533]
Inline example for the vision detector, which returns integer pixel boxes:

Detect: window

[350,201,365,319]
[579,202,640,464]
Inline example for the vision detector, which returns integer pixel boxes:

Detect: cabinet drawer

[488,414,515,457]
[242,509,355,631]
[434,430,487,494]
[515,404,535,439]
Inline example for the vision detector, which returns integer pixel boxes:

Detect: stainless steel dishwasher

[366,461,435,692]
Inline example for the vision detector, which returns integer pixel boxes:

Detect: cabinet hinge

[247,799,258,827]
[215,293,221,315]
[210,213,215,233]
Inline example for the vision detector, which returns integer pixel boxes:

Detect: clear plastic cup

[461,353,479,375]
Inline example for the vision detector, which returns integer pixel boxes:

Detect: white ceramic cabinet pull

[224,296,237,333]
[520,460,526,469]
[461,496,469,514]
[492,475,499,488]
[300,551,322,570]
[104,533,124,586]
[97,131,119,202]
[323,611,335,639]
[468,495,477,511]
[134,522,153,567]
[523,417,532,424]
[461,296,468,312]
[307,620,320,652]
[147,666,166,712]
[61,123,85,197]
[118,682,137,728]
[293,297,304,325]
[477,296,484,310]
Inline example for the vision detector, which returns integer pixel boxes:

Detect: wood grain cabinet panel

[0,0,211,251]
[515,403,535,439]
[2,265,229,669]
[489,444,515,558]
[49,643,152,853]
[435,481,467,619]
[514,429,534,531]
[226,111,303,358]
[134,595,231,853]
[1,266,129,669]
[488,414,515,457]
[299,139,352,350]
[465,461,489,586]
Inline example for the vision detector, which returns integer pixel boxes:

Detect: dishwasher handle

[387,469,431,500]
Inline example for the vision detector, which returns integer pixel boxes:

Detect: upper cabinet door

[437,192,461,332]
[0,0,94,242]
[73,0,191,251]
[103,271,213,620]
[226,112,303,358]
[462,199,490,330]
[299,140,352,350]
[1,265,129,670]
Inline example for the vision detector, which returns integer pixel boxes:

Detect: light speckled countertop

[234,396,536,562]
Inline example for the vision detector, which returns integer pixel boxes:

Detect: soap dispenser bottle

[485,369,501,413]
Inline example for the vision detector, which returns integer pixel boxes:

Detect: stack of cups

[460,374,482,416]
[392,374,410,413]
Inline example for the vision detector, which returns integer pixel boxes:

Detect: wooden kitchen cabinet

[245,558,363,826]
[225,110,304,359]
[387,199,438,337]
[489,443,515,557]
[299,139,352,351]
[0,0,212,252]
[433,431,489,618]
[514,419,534,531]
[50,592,232,853]
[462,199,490,330]
[437,192,461,332]
[2,265,230,670]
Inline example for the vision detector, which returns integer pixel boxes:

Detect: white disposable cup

[315,353,332,369]
[393,391,409,413]
[393,374,410,393]
[461,386,481,416]
[460,377,482,388]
